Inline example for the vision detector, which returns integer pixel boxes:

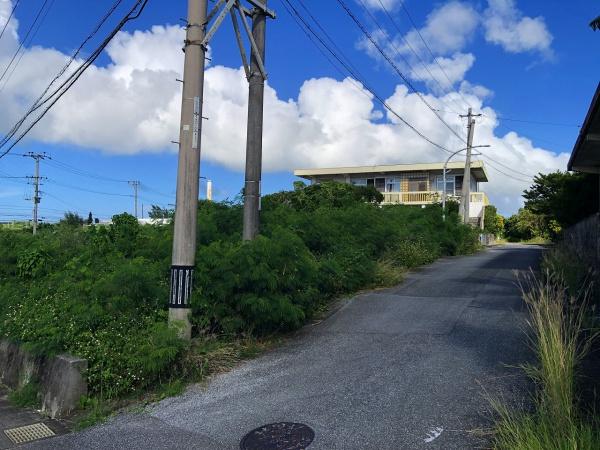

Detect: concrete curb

[0,340,87,418]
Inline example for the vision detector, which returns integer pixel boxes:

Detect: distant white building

[294,161,490,226]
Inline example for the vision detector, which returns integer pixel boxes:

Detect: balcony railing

[381,191,488,205]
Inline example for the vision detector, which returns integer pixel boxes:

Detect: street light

[442,145,490,221]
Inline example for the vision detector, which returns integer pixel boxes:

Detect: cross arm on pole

[235,1,268,79]
[245,0,276,18]
[202,0,237,48]
[230,9,252,79]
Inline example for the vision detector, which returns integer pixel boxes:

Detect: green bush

[0,181,480,400]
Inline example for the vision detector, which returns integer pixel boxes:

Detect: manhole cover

[240,422,315,450]
[4,422,55,444]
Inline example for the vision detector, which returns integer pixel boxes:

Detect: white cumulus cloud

[483,0,554,56]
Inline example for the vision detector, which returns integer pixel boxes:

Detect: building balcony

[381,191,489,208]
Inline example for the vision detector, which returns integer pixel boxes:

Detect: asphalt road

[27,244,542,450]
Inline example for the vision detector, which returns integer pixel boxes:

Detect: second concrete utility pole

[242,5,267,241]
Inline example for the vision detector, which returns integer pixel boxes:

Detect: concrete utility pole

[23,152,48,235]
[128,180,140,218]
[168,0,275,338]
[242,5,267,240]
[458,108,481,225]
[169,0,209,340]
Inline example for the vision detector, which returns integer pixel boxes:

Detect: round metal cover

[240,422,315,450]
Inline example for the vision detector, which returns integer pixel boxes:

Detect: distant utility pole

[242,4,267,240]
[23,152,49,235]
[168,0,275,339]
[128,180,140,218]
[458,108,481,225]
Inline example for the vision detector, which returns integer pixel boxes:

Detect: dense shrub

[0,183,479,399]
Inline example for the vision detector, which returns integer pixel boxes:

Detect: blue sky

[0,0,598,221]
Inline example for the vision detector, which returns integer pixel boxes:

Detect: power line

[489,114,581,128]
[0,0,56,95]
[363,0,466,115]
[0,0,149,159]
[478,151,536,178]
[44,157,129,183]
[398,0,474,111]
[295,0,367,84]
[334,0,467,145]
[46,179,133,198]
[0,0,20,42]
[280,0,452,154]
[482,158,532,183]
[0,0,52,85]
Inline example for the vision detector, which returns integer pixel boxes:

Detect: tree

[523,171,599,235]
[591,15,600,30]
[148,205,174,219]
[60,212,84,227]
[87,212,93,225]
[504,208,546,242]
[483,205,504,237]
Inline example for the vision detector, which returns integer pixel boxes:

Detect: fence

[562,213,600,269]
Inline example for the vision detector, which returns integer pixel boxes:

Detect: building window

[408,176,428,192]
[361,177,386,192]
[351,178,367,186]
[386,177,401,192]
[435,175,455,194]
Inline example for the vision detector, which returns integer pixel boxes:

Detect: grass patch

[8,381,39,408]
[73,335,277,429]
[492,271,600,449]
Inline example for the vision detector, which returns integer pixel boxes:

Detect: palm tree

[591,15,600,31]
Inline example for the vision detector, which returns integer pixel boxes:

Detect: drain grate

[240,422,315,450]
[4,422,56,444]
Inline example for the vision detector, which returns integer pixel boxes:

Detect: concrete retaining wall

[0,340,87,418]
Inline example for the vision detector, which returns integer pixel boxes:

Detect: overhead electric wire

[481,158,532,183]
[295,0,368,85]
[0,0,20,42]
[489,114,581,128]
[45,158,129,183]
[46,179,133,198]
[0,0,51,85]
[0,0,149,159]
[477,151,536,178]
[334,0,467,145]
[398,0,474,111]
[0,0,56,94]
[140,183,174,199]
[361,0,466,116]
[280,0,452,154]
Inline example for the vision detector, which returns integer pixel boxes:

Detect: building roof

[568,82,600,173]
[294,160,489,182]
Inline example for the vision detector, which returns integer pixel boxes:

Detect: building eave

[568,82,600,173]
[294,160,489,182]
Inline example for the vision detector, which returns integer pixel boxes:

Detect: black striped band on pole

[169,265,194,308]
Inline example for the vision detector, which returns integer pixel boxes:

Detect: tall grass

[493,271,599,449]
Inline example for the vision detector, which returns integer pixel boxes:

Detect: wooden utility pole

[169,0,208,340]
[242,5,267,240]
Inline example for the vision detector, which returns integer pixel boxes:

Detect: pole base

[169,307,192,340]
